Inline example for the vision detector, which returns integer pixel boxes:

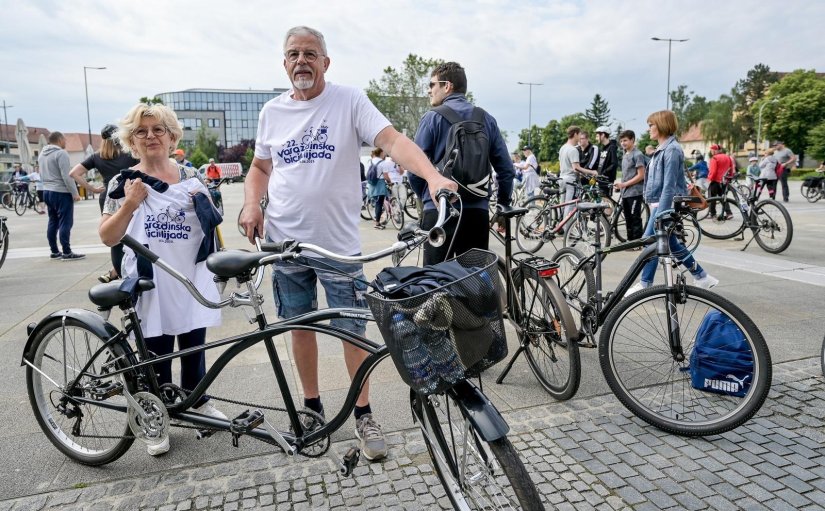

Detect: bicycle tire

[32,196,45,214]
[410,389,545,510]
[697,198,745,240]
[515,197,552,253]
[236,207,246,236]
[360,197,373,221]
[26,317,137,465]
[550,247,596,345]
[0,192,12,210]
[612,201,650,243]
[800,182,811,199]
[388,197,404,229]
[599,285,771,436]
[821,334,825,377]
[14,192,26,216]
[751,199,793,254]
[563,213,612,254]
[0,223,8,270]
[804,184,822,203]
[516,270,581,400]
[403,192,419,220]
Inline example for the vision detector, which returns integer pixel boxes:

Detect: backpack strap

[433,105,463,125]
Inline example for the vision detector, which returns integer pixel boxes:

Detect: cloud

[1,0,822,144]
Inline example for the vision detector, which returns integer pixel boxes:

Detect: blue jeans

[43,191,74,255]
[640,206,706,285]
[144,328,209,407]
[272,257,368,335]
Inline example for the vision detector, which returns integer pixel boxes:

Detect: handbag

[687,183,708,211]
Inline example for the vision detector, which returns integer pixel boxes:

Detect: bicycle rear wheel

[516,271,580,400]
[14,193,26,216]
[550,247,596,345]
[697,198,745,239]
[360,197,373,220]
[0,222,8,270]
[612,201,650,243]
[0,192,12,210]
[752,199,792,254]
[563,213,611,254]
[804,184,822,203]
[410,388,544,510]
[599,285,771,436]
[515,198,552,253]
[403,192,419,220]
[32,196,45,214]
[26,317,136,465]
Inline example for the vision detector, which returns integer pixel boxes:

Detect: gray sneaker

[355,413,387,461]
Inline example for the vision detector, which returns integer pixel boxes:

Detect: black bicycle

[698,178,793,254]
[11,181,44,216]
[488,204,580,400]
[22,191,543,510]
[550,197,772,436]
[0,216,8,270]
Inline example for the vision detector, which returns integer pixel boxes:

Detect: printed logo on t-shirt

[145,206,192,243]
[276,121,337,164]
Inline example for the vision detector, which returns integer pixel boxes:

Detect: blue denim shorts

[271,257,368,335]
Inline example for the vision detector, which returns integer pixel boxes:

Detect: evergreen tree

[584,94,611,126]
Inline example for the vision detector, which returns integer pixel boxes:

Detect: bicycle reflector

[523,257,559,278]
[539,267,558,278]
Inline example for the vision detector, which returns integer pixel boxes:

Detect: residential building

[154,88,288,148]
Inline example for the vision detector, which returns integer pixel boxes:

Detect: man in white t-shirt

[381,156,404,202]
[558,125,597,220]
[240,25,456,462]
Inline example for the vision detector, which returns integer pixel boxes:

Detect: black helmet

[101,124,117,140]
[695,154,704,161]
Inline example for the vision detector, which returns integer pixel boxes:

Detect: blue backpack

[687,311,753,397]
[366,160,381,185]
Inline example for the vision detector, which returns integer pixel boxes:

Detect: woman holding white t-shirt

[99,103,226,456]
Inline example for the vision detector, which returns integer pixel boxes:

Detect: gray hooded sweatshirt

[39,144,78,197]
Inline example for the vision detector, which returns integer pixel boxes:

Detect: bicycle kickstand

[495,344,526,384]
[740,230,758,252]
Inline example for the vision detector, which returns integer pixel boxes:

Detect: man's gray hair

[283,26,327,55]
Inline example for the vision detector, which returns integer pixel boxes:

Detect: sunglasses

[428,80,449,89]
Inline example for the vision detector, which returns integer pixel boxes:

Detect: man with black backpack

[411,61,514,264]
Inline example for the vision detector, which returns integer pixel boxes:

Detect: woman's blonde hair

[117,103,183,157]
[646,110,678,138]
[99,138,121,160]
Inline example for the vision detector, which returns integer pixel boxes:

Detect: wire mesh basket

[366,249,507,395]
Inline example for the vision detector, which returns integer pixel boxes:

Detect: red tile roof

[62,132,103,152]
[0,123,51,144]
[681,123,703,142]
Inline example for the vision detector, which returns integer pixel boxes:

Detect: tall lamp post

[1,100,12,153]
[517,81,543,147]
[651,37,688,109]
[756,98,779,157]
[83,66,106,148]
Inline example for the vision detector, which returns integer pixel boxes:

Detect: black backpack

[433,105,491,198]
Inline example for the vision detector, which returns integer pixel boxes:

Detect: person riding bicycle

[687,153,709,191]
[205,158,221,184]
[239,26,457,462]
[9,163,28,193]
[626,110,719,295]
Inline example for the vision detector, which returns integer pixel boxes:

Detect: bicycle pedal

[577,339,597,349]
[340,446,361,477]
[89,380,124,400]
[196,429,215,440]
[230,409,265,435]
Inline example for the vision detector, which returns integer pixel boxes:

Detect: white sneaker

[193,400,228,421]
[625,282,646,297]
[147,436,169,456]
[693,274,719,289]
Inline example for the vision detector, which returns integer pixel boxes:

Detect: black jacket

[599,139,619,182]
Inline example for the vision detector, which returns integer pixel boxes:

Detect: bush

[540,161,560,175]
[189,148,209,169]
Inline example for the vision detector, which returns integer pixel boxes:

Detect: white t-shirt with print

[117,176,221,338]
[255,83,391,256]
[382,158,403,184]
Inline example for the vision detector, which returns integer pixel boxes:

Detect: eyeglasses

[284,50,324,63]
[133,125,169,139]
[428,80,449,89]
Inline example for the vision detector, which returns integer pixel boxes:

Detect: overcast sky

[2,0,822,150]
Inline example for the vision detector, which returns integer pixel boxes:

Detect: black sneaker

[50,253,62,260]
[61,253,86,261]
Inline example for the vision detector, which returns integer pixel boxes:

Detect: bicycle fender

[21,309,122,366]
[449,380,510,442]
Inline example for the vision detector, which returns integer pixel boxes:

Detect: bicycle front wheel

[752,199,792,254]
[599,285,771,436]
[612,201,650,243]
[564,213,611,254]
[697,198,745,239]
[26,317,136,465]
[388,197,404,229]
[515,198,551,253]
[550,247,596,344]
[0,192,12,209]
[14,193,26,216]
[403,192,419,220]
[411,388,545,510]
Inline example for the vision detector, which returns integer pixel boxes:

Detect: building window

[208,118,220,128]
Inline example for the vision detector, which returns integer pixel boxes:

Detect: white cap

[595,125,611,135]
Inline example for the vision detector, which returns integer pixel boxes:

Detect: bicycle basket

[366,249,507,395]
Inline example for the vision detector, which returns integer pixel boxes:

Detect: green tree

[189,148,209,169]
[194,124,219,160]
[584,94,611,126]
[637,131,656,152]
[760,69,825,163]
[366,54,444,138]
[242,147,255,170]
[701,95,745,150]
[731,64,779,140]
[139,96,164,105]
[669,85,710,136]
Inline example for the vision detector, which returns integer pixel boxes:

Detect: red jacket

[708,154,731,183]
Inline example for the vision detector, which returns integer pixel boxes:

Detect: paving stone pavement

[3,357,823,511]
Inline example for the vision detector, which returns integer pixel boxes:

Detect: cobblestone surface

[3,358,824,510]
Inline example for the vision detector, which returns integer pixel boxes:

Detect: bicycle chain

[65,386,331,457]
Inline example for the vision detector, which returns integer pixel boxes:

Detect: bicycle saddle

[495,204,529,218]
[542,186,561,196]
[576,202,610,212]
[206,250,267,278]
[88,279,155,308]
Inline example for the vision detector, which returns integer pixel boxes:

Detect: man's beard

[294,77,315,90]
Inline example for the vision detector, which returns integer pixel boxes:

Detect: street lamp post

[517,81,543,147]
[756,98,779,157]
[1,100,12,153]
[83,66,106,149]
[651,37,688,110]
